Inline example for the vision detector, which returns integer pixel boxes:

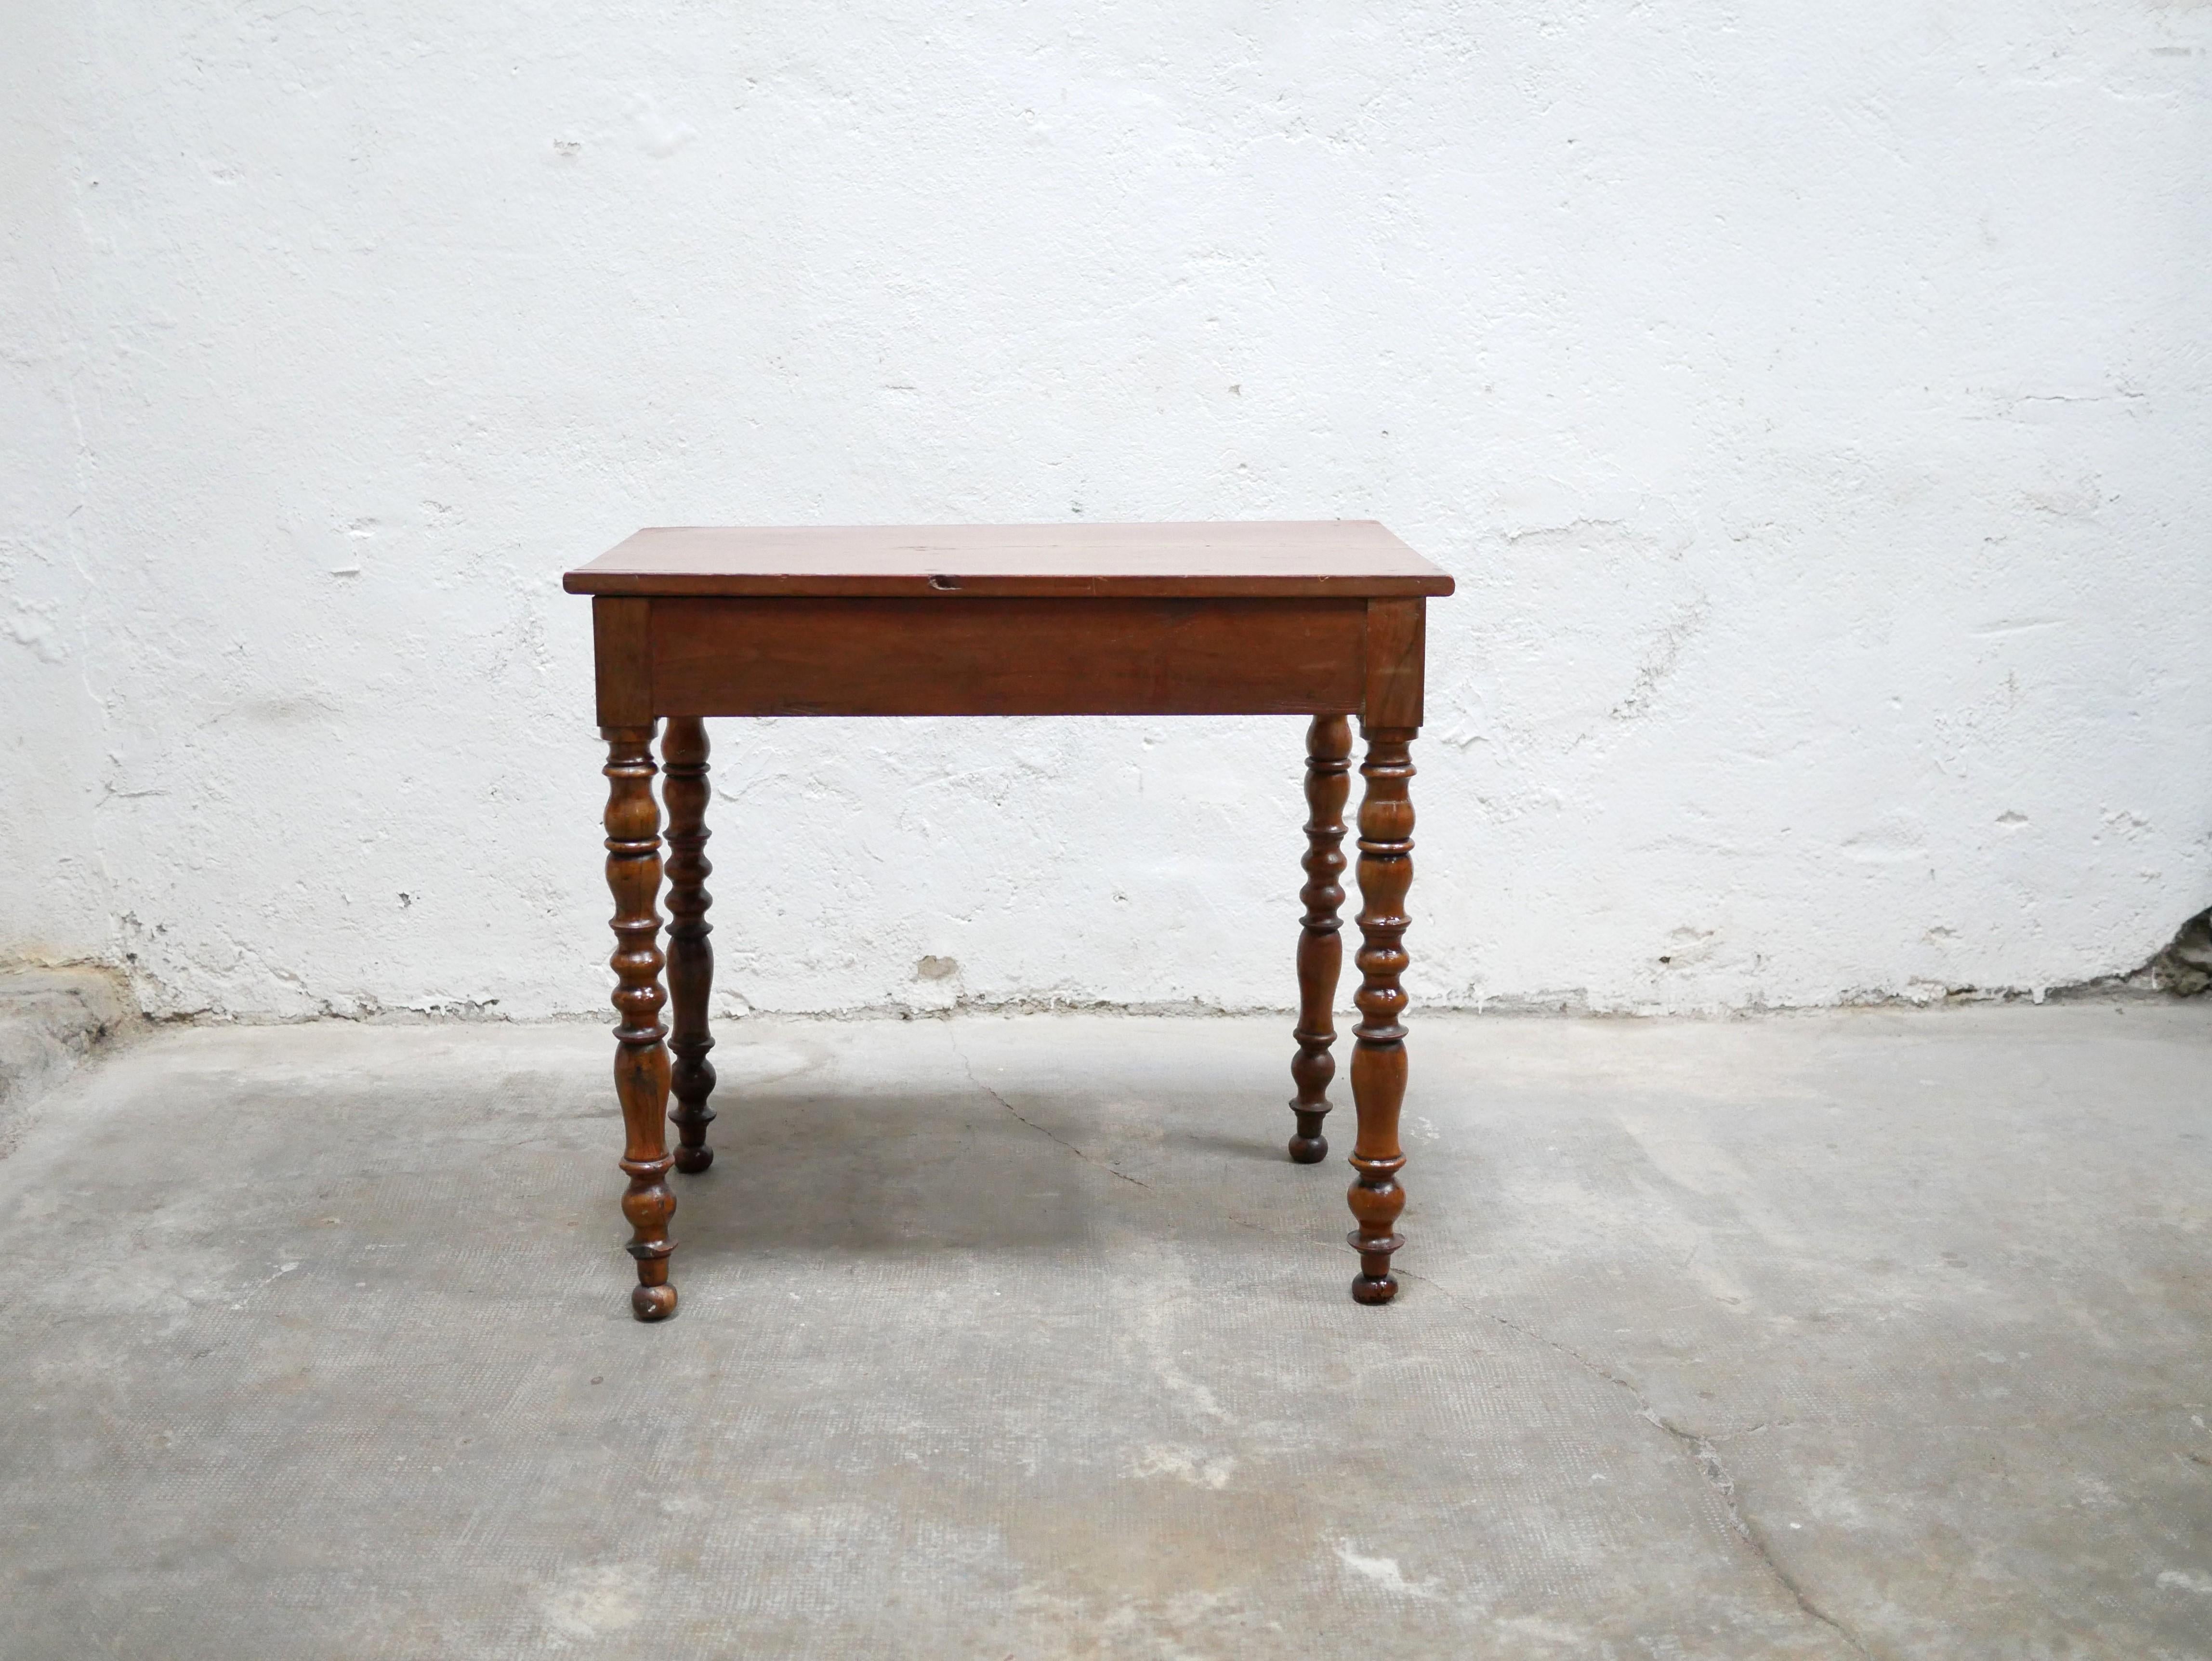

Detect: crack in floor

[947,1029,1152,1189]
[1463,1292,1876,1660]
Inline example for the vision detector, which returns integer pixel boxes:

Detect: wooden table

[564,522,1454,1320]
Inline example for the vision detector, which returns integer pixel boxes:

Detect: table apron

[622,596,1383,719]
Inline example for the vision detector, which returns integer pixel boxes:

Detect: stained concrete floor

[0,1004,2208,1659]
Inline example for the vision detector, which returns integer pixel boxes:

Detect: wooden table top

[564,521,1453,599]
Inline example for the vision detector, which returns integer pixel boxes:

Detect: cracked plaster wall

[3,3,2209,1021]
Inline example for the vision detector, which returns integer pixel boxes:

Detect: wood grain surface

[648,596,1371,717]
[566,521,1454,599]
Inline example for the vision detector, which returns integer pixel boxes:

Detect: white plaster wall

[4,2,2209,1021]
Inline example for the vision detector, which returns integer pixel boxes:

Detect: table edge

[561,572,1455,598]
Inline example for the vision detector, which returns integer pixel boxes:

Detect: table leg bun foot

[1345,1173,1406,1306]
[1350,1265,1400,1305]
[619,1152,677,1320]
[672,1144,714,1174]
[1288,1107,1330,1164]
[1347,1219,1405,1304]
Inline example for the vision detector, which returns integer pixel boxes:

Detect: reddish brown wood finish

[1362,598,1427,728]
[592,597,653,727]
[603,725,677,1321]
[566,521,1454,600]
[1347,725,1418,1305]
[579,524,1446,1316]
[651,597,1367,718]
[1288,714,1353,1163]
[661,717,716,1176]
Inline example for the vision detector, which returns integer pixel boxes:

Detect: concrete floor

[0,1004,2207,1659]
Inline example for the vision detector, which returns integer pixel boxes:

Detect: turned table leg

[1289,714,1353,1162]
[662,717,717,1175]
[603,725,677,1321]
[1347,724,1417,1304]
